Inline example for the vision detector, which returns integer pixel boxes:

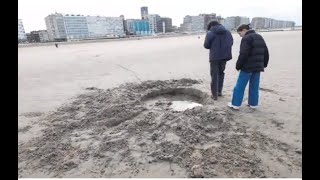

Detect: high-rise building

[223,16,249,30]
[120,15,126,33]
[251,17,266,29]
[223,17,235,31]
[124,19,135,35]
[147,14,160,33]
[46,12,126,40]
[86,16,109,38]
[45,13,67,41]
[64,14,89,40]
[18,19,27,42]
[124,19,150,36]
[141,6,149,20]
[86,16,125,38]
[163,17,173,32]
[133,19,150,36]
[251,17,295,29]
[180,15,205,32]
[157,17,173,33]
[105,17,125,37]
[200,13,217,30]
[237,16,250,27]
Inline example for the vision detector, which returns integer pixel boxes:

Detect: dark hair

[237,24,251,32]
[207,21,220,31]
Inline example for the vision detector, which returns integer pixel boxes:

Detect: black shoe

[211,95,218,100]
[218,93,222,97]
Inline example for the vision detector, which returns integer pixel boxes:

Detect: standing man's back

[204,21,233,100]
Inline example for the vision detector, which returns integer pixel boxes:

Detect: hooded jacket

[204,24,233,61]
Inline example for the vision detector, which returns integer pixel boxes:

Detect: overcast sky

[18,0,302,33]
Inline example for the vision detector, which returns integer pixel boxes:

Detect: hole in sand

[141,88,209,111]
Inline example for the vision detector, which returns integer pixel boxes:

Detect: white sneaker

[247,104,258,109]
[227,102,240,110]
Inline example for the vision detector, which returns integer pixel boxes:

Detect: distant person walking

[55,43,58,48]
[204,21,233,100]
[228,24,269,110]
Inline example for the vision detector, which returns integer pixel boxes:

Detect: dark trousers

[210,60,227,97]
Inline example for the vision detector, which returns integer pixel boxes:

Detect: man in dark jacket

[204,21,233,100]
[228,24,269,110]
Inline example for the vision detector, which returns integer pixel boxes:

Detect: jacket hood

[210,24,227,34]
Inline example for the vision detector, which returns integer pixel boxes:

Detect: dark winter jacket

[204,24,233,61]
[236,30,269,72]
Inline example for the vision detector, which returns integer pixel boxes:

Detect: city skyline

[18,0,302,33]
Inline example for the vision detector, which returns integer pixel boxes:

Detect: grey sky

[18,0,302,33]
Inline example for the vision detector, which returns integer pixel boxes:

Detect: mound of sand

[18,79,301,178]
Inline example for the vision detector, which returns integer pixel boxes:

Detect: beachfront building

[180,15,205,32]
[223,16,250,31]
[18,19,27,43]
[157,17,173,33]
[147,14,161,34]
[45,13,67,41]
[251,17,295,29]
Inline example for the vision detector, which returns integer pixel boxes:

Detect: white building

[45,13,67,41]
[45,13,126,40]
[18,19,27,42]
[105,17,125,37]
[200,13,217,30]
[239,17,250,26]
[87,16,125,37]
[223,16,250,31]
[223,17,235,31]
[180,15,204,32]
[251,17,295,29]
[86,16,109,37]
[147,14,160,34]
[63,14,89,40]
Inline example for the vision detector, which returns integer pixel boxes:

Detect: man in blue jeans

[228,24,269,110]
[204,21,233,100]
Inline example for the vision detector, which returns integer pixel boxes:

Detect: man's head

[237,24,250,37]
[207,21,220,31]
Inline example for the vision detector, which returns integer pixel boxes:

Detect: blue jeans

[231,71,260,106]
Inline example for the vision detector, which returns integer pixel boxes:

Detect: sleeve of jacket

[203,31,215,49]
[264,44,269,67]
[236,36,252,70]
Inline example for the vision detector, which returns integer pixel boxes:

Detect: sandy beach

[18,30,302,178]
